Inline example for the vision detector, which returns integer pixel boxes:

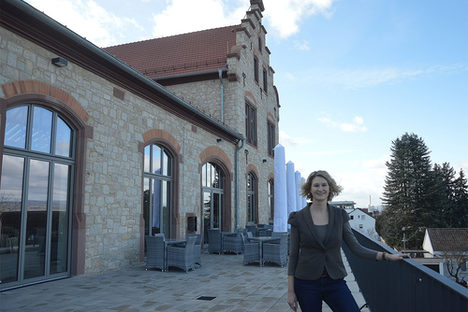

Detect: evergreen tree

[381,133,432,249]
[429,162,456,227]
[452,169,468,228]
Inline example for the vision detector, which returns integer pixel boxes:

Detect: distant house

[329,201,379,240]
[329,201,356,210]
[347,208,379,241]
[422,228,468,283]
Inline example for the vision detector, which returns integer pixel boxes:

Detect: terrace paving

[1,250,369,312]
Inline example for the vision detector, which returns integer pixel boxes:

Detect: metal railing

[342,229,468,312]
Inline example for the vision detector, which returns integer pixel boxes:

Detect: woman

[287,170,408,312]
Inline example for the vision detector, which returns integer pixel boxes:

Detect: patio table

[247,236,278,266]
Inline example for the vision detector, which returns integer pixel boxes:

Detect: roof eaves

[3,0,243,143]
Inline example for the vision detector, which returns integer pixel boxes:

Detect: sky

[24,0,468,208]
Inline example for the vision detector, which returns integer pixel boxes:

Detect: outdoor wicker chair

[186,233,202,266]
[207,228,223,254]
[167,236,196,272]
[145,234,166,271]
[262,233,288,267]
[246,225,258,237]
[222,232,243,254]
[241,233,260,265]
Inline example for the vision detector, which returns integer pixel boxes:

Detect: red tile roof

[427,228,468,252]
[104,25,239,79]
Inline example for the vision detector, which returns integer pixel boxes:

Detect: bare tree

[443,251,468,287]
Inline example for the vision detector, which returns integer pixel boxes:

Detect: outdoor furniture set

[207,227,289,267]
[145,233,202,273]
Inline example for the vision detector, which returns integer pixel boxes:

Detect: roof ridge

[105,24,240,49]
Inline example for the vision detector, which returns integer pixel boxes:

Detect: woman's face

[310,176,329,202]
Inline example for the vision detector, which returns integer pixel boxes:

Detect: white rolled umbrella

[273,144,287,232]
[286,161,297,219]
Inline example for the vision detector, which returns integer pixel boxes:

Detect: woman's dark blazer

[288,204,376,280]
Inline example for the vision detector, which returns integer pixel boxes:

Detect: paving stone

[1,250,367,312]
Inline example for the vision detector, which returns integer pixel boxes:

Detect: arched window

[247,172,257,224]
[268,179,274,222]
[0,104,75,288]
[202,162,225,241]
[143,144,173,238]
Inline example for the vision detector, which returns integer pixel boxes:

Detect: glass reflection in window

[4,106,28,149]
[55,117,71,157]
[31,107,52,153]
[0,155,25,283]
[24,159,49,279]
[51,164,70,274]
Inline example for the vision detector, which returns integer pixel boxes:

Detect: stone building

[0,0,279,290]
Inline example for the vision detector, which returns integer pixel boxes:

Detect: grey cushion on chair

[241,233,260,265]
[207,229,222,254]
[186,233,202,266]
[223,232,243,254]
[145,235,166,271]
[167,236,196,272]
[263,233,288,267]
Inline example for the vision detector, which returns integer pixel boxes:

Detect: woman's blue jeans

[294,277,360,312]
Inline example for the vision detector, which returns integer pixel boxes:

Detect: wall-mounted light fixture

[216,138,223,143]
[51,57,68,67]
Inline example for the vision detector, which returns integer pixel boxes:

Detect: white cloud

[25,0,144,47]
[305,64,468,90]
[152,0,248,37]
[294,40,311,51]
[263,0,337,38]
[363,155,389,170]
[460,161,468,172]
[334,165,388,207]
[318,115,367,132]
[285,72,296,80]
[279,130,313,149]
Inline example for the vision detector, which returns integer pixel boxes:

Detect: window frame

[268,178,274,222]
[143,144,174,238]
[254,56,259,83]
[1,103,76,289]
[247,171,258,224]
[267,120,275,156]
[245,102,257,146]
[263,67,268,93]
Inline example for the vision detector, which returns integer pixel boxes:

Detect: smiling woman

[286,170,410,312]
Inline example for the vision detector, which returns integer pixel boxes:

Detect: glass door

[1,105,74,290]
[202,190,223,243]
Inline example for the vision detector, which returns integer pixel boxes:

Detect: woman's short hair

[301,170,342,202]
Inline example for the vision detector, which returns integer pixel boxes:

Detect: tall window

[258,37,262,53]
[247,172,257,224]
[143,144,173,238]
[202,163,225,241]
[267,121,275,156]
[268,179,274,222]
[263,68,268,93]
[254,56,259,83]
[245,103,257,146]
[0,104,75,288]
